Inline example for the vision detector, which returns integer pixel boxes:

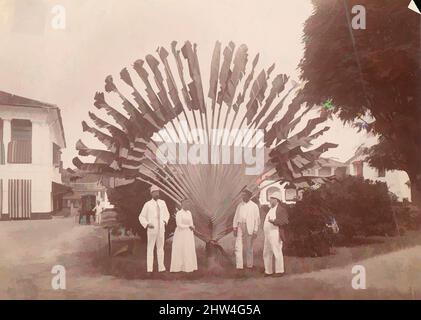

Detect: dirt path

[0,218,420,299]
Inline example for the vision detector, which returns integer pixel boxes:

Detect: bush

[288,176,397,251]
[286,203,337,257]
[261,203,335,257]
[393,202,421,232]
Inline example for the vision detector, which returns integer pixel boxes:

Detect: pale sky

[0,0,370,167]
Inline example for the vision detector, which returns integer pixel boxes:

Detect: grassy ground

[1,217,421,299]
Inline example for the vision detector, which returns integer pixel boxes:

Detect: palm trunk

[409,173,421,208]
[205,240,232,274]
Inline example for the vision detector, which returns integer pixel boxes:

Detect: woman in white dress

[170,199,198,273]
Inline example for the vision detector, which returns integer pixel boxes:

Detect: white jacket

[138,199,170,234]
[233,201,260,235]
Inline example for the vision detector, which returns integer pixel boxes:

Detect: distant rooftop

[317,157,347,168]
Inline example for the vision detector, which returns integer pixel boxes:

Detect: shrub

[286,202,337,257]
[261,203,335,257]
[291,176,397,244]
[393,202,421,232]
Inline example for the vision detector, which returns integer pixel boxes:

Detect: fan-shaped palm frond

[75,41,337,243]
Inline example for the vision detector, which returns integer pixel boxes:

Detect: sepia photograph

[0,0,420,307]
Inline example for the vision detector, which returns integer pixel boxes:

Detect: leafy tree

[299,0,421,205]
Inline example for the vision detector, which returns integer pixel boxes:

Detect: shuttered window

[53,143,61,167]
[8,179,31,219]
[8,119,32,164]
[0,119,4,165]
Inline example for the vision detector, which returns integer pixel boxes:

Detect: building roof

[52,182,73,196]
[317,157,347,168]
[63,191,83,200]
[0,91,57,108]
[345,144,369,164]
[0,90,66,147]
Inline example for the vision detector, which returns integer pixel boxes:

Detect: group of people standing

[138,185,288,276]
[76,199,103,225]
[138,185,197,273]
[233,189,288,276]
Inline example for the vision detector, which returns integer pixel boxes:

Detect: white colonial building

[345,145,411,201]
[0,91,67,220]
[259,149,411,205]
[258,157,347,205]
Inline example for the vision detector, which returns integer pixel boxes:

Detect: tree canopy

[300,0,421,204]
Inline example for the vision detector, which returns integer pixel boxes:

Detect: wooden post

[108,228,111,256]
[392,208,400,237]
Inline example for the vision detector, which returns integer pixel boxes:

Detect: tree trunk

[205,241,232,275]
[108,228,112,256]
[409,174,421,208]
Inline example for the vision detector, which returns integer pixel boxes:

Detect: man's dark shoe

[235,268,246,278]
[273,273,285,278]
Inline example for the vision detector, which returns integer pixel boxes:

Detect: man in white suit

[263,191,288,276]
[233,189,260,270]
[138,185,170,273]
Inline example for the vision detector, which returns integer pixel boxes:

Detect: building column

[3,118,11,163]
[1,119,11,215]
[1,179,5,216]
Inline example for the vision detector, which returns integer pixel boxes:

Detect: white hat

[150,185,160,193]
[269,191,283,202]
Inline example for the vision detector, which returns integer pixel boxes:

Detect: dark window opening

[53,143,61,167]
[285,183,297,201]
[353,161,364,177]
[319,166,332,176]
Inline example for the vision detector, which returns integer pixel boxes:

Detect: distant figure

[138,185,170,273]
[263,191,288,276]
[93,200,103,224]
[70,202,77,216]
[79,211,85,225]
[170,199,197,273]
[233,189,260,270]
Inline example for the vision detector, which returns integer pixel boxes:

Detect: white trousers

[235,224,255,269]
[263,231,284,274]
[95,212,101,224]
[146,230,166,272]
